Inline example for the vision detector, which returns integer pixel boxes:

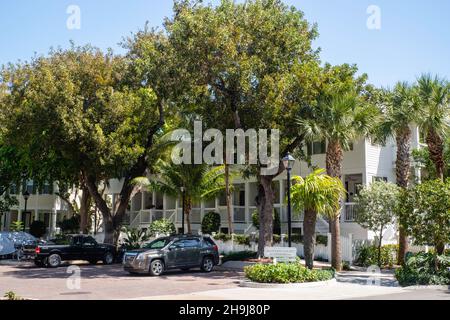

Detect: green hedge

[395,252,450,286]
[355,244,398,268]
[245,263,335,284]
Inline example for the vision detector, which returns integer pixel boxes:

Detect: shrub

[273,234,281,244]
[122,227,151,250]
[149,219,176,237]
[29,220,47,238]
[201,212,221,235]
[398,179,450,255]
[245,263,335,284]
[222,251,257,263]
[58,215,80,234]
[395,252,450,286]
[3,291,23,300]
[355,244,398,268]
[316,235,328,246]
[214,233,232,242]
[234,234,250,246]
[9,221,24,232]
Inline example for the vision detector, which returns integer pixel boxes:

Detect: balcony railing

[344,203,358,222]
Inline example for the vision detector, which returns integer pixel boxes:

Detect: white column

[244,182,250,224]
[17,210,22,223]
[51,209,57,236]
[141,191,145,211]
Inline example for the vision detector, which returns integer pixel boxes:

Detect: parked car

[34,234,116,268]
[0,231,46,260]
[123,234,220,276]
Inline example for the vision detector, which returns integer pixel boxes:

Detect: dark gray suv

[123,235,220,276]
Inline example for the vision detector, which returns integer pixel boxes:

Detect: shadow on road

[1,262,243,282]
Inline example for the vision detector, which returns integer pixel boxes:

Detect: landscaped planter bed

[240,278,336,288]
[244,262,335,286]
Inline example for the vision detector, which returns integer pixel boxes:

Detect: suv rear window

[203,237,216,247]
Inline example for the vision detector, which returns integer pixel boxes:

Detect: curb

[403,285,449,291]
[239,278,337,289]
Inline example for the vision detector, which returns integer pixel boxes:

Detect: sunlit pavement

[0,262,243,300]
[0,263,448,300]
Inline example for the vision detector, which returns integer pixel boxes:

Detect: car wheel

[103,252,114,265]
[201,257,214,273]
[47,254,62,268]
[149,259,164,276]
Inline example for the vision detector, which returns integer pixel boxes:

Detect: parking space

[0,262,243,300]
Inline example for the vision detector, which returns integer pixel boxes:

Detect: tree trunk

[225,162,233,235]
[256,176,275,257]
[303,208,317,269]
[330,217,341,271]
[396,129,411,265]
[435,241,445,256]
[79,185,91,234]
[326,139,344,271]
[377,228,384,268]
[426,128,445,181]
[184,197,192,234]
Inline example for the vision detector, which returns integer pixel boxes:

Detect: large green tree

[355,181,401,267]
[297,64,378,270]
[290,169,345,269]
[164,0,321,256]
[375,82,420,264]
[0,44,169,244]
[416,74,449,181]
[398,179,450,255]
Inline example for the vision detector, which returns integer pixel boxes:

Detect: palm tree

[416,74,450,180]
[135,161,226,233]
[298,91,377,271]
[290,169,345,269]
[375,82,420,265]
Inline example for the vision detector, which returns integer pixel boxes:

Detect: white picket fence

[214,233,354,263]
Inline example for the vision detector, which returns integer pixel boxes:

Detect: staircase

[315,217,329,235]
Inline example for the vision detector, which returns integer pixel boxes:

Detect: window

[9,183,18,195]
[144,238,170,249]
[40,182,53,195]
[82,236,97,247]
[183,239,200,248]
[307,140,326,155]
[372,176,388,183]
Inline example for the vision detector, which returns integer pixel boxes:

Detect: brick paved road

[0,262,243,300]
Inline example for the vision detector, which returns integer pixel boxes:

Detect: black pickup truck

[35,234,116,268]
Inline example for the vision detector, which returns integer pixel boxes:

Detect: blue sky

[0,0,449,87]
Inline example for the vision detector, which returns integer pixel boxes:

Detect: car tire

[47,254,62,268]
[201,256,214,273]
[149,259,164,276]
[103,252,114,265]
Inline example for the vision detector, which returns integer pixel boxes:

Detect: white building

[1,127,423,244]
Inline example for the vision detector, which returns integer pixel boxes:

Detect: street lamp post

[22,190,30,231]
[283,153,296,247]
[180,187,185,234]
